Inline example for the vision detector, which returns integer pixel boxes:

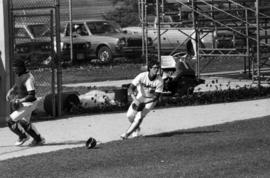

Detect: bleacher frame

[138,0,270,85]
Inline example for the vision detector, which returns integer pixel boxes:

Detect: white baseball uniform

[127,71,164,121]
[10,72,38,122]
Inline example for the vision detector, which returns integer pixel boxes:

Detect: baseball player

[121,59,164,139]
[6,59,45,146]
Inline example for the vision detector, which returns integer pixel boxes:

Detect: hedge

[74,86,270,115]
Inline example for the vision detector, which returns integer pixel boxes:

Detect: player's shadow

[0,140,85,148]
[44,140,86,146]
[146,129,220,138]
[0,140,98,158]
[0,147,33,157]
[44,140,101,150]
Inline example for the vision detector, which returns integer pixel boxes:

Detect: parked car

[61,19,153,63]
[61,36,92,63]
[122,15,241,57]
[14,22,53,67]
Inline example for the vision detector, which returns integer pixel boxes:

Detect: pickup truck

[61,19,153,63]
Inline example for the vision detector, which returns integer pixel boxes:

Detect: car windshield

[27,24,51,38]
[14,27,31,39]
[86,21,121,34]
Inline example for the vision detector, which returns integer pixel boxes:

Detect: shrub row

[78,86,270,114]
[158,86,270,107]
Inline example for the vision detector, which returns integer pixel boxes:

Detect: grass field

[1,115,270,177]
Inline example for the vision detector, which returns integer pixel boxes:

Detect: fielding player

[6,59,45,146]
[121,59,164,139]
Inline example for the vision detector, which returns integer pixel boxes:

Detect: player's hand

[11,99,22,110]
[6,93,16,102]
[6,95,10,102]
[6,93,12,102]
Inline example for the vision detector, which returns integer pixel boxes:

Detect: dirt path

[0,98,269,161]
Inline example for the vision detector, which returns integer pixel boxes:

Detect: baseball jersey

[132,71,164,99]
[14,72,36,99]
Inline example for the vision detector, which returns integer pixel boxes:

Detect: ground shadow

[0,140,85,148]
[146,129,221,138]
[0,140,87,158]
[35,140,101,150]
[41,140,85,146]
[0,147,32,157]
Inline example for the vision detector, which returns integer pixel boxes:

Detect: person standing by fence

[6,59,45,146]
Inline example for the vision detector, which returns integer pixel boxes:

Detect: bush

[74,85,270,115]
[158,86,270,108]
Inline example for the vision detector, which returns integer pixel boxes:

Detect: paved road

[1,98,270,161]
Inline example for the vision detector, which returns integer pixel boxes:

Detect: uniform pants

[127,97,156,123]
[10,99,39,122]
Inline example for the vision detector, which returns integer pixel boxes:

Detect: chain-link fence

[10,0,60,117]
[11,0,55,10]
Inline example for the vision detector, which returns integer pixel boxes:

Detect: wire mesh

[13,13,55,96]
[13,14,54,67]
[11,0,55,10]
[10,1,58,117]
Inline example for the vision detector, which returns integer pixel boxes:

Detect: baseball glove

[11,99,23,110]
[132,102,146,111]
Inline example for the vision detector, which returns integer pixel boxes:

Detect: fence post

[0,0,11,125]
[55,0,63,117]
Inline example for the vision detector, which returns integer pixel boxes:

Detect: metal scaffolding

[179,0,270,85]
[139,0,270,85]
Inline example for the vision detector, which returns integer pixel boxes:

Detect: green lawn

[1,116,270,177]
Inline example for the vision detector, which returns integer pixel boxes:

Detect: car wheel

[97,46,113,64]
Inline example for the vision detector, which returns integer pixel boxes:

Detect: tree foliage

[103,0,140,27]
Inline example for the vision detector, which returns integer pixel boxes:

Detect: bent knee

[127,115,134,123]
[6,117,16,127]
[127,110,136,121]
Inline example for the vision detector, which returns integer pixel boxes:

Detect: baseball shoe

[14,135,30,146]
[120,133,128,140]
[131,128,141,138]
[29,137,45,146]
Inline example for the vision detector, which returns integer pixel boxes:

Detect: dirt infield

[0,98,270,161]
